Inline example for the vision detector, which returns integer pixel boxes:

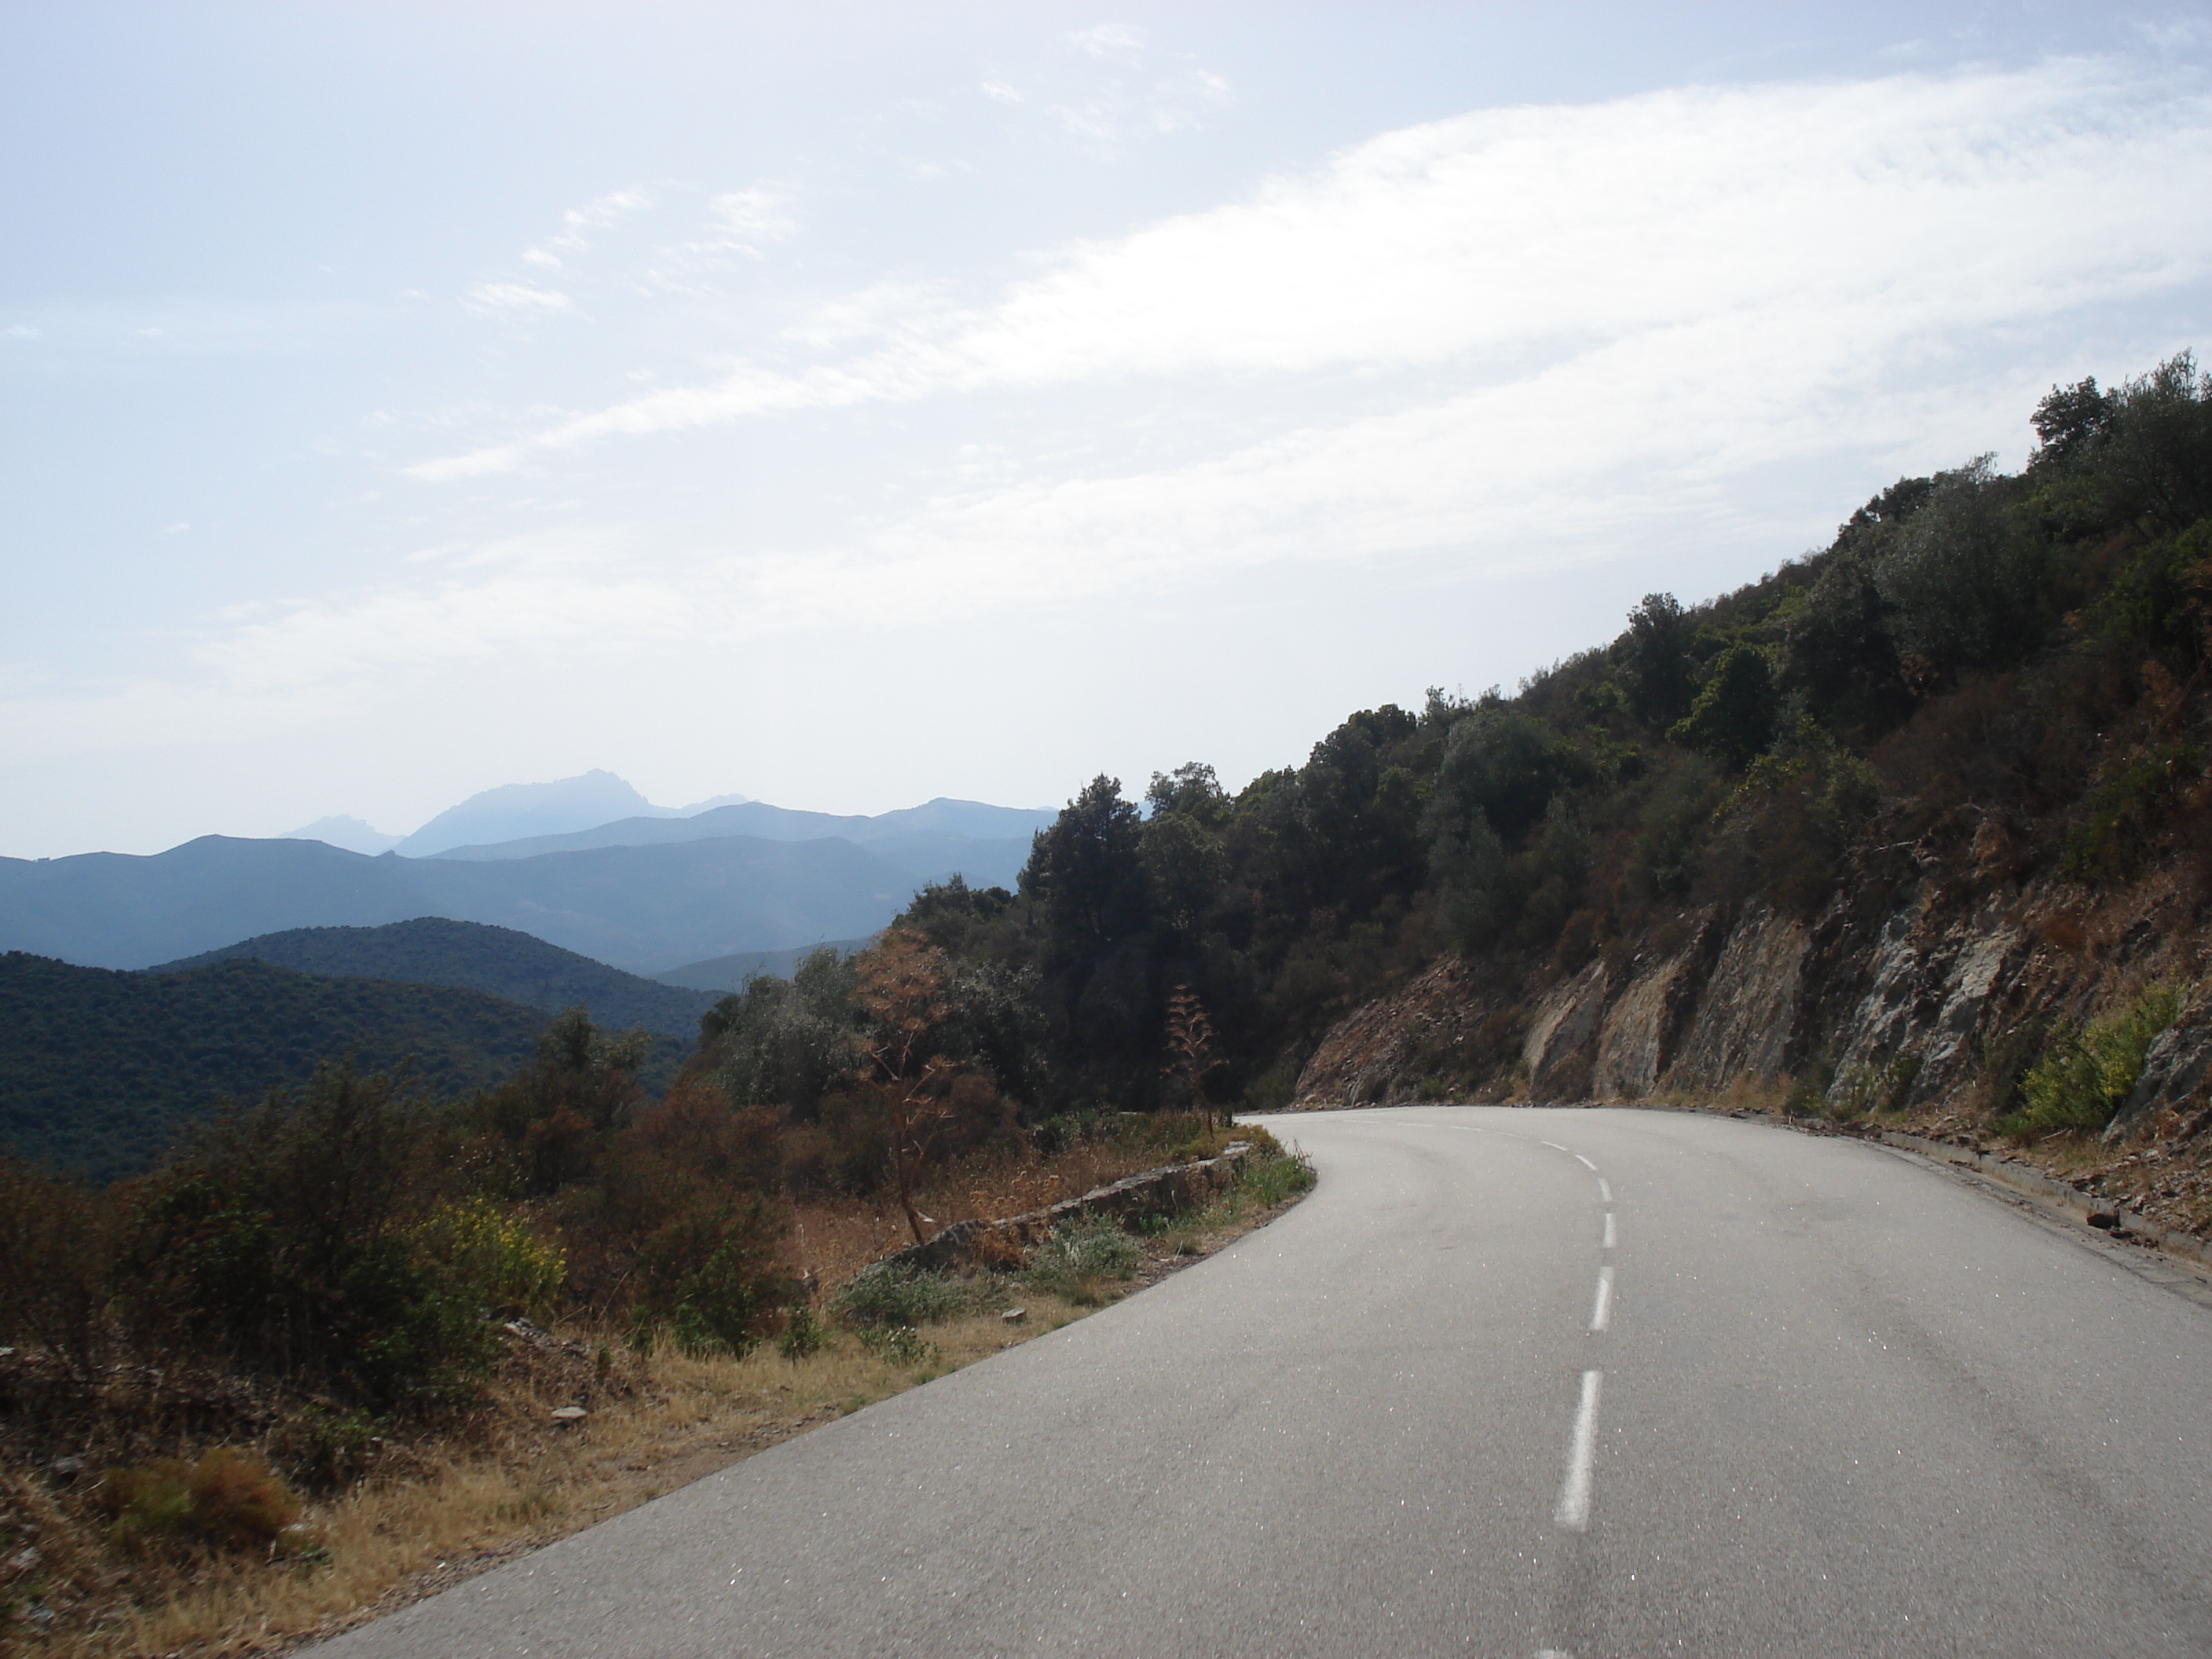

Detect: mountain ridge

[0,832,967,976]
[157,917,723,1038]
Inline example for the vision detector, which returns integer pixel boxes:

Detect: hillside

[159,917,722,1038]
[654,936,876,992]
[0,952,551,1182]
[852,353,2212,1236]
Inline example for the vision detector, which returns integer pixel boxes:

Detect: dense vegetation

[0,954,552,1182]
[0,999,1253,1452]
[815,353,2210,1119]
[159,917,723,1039]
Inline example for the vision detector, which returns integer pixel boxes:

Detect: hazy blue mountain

[279,814,404,855]
[397,837,924,973]
[158,917,722,1038]
[397,770,679,857]
[859,832,1028,891]
[655,936,876,993]
[1,952,550,1183]
[0,837,432,969]
[0,833,949,976]
[433,796,1054,861]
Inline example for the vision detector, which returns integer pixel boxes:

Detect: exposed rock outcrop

[1522,960,1609,1097]
[1663,909,1804,1096]
[1291,873,2209,1130]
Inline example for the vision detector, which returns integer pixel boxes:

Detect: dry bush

[97,1448,302,1555]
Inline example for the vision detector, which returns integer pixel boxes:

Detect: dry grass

[7,1127,1295,1658]
[110,1306,1071,1658]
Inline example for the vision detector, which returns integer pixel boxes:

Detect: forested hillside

[756,353,2212,1166]
[161,917,722,1038]
[0,954,552,1181]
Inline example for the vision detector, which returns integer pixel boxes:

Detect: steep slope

[0,953,550,1182]
[159,917,723,1038]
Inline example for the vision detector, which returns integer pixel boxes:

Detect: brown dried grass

[92,1304,1082,1658]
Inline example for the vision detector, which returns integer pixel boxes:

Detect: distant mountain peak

[396,771,659,858]
[392,772,757,858]
[278,815,402,855]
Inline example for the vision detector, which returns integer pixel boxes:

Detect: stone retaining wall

[870,1142,1252,1276]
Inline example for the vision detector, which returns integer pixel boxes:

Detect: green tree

[701,948,861,1116]
[1778,549,1909,736]
[1671,643,1778,771]
[1021,776,1150,952]
[1620,593,1697,730]
[1146,761,1230,826]
[1876,458,2047,679]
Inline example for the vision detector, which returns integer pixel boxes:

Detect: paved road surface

[312,1107,2212,1657]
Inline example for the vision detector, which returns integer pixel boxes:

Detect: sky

[6,2,2212,858]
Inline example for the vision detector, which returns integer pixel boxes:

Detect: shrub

[0,1155,112,1386]
[1782,1050,1836,1116]
[2000,985,2182,1137]
[778,1305,828,1361]
[614,1189,788,1355]
[2062,742,2206,887]
[833,1264,969,1328]
[855,1325,940,1368]
[98,1448,300,1553]
[1827,1051,1921,1120]
[123,1064,500,1410]
[414,1196,566,1317]
[269,1404,384,1491]
[1237,1143,1318,1207]
[668,1231,785,1357]
[1020,1217,1139,1304]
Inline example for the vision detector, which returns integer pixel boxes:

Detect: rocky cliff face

[1293,863,2210,1141]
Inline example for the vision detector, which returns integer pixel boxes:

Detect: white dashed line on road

[1590,1265,1614,1333]
[1555,1368,1602,1531]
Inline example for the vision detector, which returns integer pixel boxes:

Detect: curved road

[314,1107,2212,1657]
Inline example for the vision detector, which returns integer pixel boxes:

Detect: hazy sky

[7,2,2212,857]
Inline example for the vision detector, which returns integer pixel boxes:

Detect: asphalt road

[312,1107,2212,1658]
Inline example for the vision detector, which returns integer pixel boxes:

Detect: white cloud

[467,282,573,315]
[31,56,2212,766]
[1068,24,1144,60]
[709,185,796,245]
[409,57,2212,482]
[519,188,654,270]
